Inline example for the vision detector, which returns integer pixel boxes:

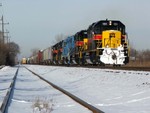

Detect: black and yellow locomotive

[77,19,129,65]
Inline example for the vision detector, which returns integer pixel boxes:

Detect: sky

[0,0,150,58]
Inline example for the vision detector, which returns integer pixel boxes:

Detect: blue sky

[1,0,150,58]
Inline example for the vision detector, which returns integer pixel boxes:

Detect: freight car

[27,50,43,64]
[21,58,27,64]
[27,19,129,66]
[43,47,52,65]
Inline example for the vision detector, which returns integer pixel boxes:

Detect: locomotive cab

[100,20,129,65]
[74,30,87,65]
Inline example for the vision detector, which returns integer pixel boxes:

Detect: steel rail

[0,65,5,69]
[25,67,105,113]
[40,64,150,72]
[68,65,150,72]
[0,66,19,113]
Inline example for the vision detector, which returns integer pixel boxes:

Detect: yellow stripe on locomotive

[83,38,88,50]
[102,30,121,48]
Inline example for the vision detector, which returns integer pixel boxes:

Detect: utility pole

[1,15,4,44]
[0,3,2,46]
[1,15,9,44]
[5,29,10,44]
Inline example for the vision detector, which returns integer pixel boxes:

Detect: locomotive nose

[102,30,121,49]
[109,33,115,38]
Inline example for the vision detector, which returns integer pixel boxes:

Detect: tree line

[129,47,150,67]
[0,37,20,66]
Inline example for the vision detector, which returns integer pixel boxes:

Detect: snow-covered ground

[26,65,150,113]
[0,66,91,113]
[1,65,150,113]
[0,66,18,108]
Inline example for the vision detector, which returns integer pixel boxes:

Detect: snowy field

[0,66,91,113]
[26,65,150,113]
[0,65,150,113]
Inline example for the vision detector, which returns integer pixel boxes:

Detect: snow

[0,66,91,113]
[0,65,150,113]
[100,45,126,65]
[0,66,18,108]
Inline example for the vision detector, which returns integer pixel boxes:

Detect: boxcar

[21,58,27,64]
[42,47,52,65]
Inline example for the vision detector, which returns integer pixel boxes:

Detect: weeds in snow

[32,97,54,113]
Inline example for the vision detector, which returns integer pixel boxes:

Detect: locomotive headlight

[110,33,115,38]
[109,21,112,25]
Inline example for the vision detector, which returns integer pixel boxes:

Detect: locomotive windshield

[75,30,87,41]
[93,21,125,35]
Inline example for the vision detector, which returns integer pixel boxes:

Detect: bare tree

[0,40,7,65]
[31,48,39,56]
[129,46,137,61]
[53,34,67,44]
[5,42,20,66]
[129,45,150,67]
[8,42,20,54]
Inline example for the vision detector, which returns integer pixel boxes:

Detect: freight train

[21,58,27,64]
[26,19,129,66]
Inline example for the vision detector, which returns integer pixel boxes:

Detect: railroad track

[50,64,150,72]
[83,66,150,72]
[0,66,19,113]
[25,67,105,113]
[0,66,104,113]
[0,66,5,69]
[1,65,148,113]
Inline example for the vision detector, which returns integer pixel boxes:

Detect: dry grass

[32,97,54,113]
[126,61,150,67]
